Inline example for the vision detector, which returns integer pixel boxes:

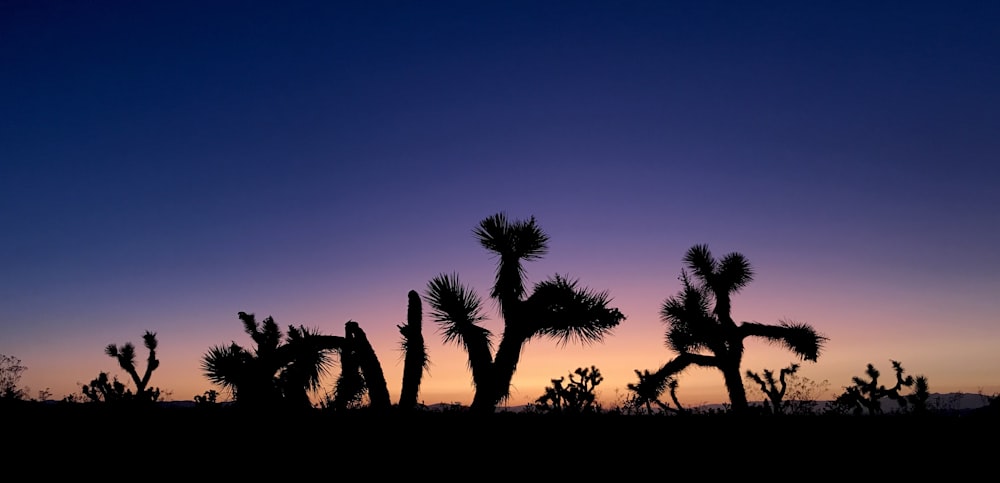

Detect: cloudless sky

[2,0,998,408]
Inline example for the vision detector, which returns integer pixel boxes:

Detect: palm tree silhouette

[425,212,625,413]
[633,244,827,414]
[105,330,160,402]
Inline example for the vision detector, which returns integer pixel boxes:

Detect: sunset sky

[2,1,998,408]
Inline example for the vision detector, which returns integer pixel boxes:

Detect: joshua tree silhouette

[745,363,800,414]
[632,244,827,414]
[202,312,392,411]
[833,360,929,415]
[103,330,161,403]
[534,365,604,414]
[202,313,337,410]
[425,212,625,414]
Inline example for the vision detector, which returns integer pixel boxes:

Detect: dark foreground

[4,401,996,477]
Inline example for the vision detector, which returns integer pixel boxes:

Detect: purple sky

[2,0,998,407]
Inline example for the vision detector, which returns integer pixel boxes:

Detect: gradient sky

[2,0,998,408]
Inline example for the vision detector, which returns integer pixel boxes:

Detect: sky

[2,0,998,408]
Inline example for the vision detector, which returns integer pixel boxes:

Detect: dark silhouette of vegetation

[627,369,686,414]
[0,354,28,401]
[193,389,219,406]
[830,360,930,415]
[104,331,161,403]
[747,372,830,416]
[347,320,391,409]
[202,312,340,410]
[81,372,138,403]
[632,244,827,414]
[202,312,395,412]
[397,290,428,410]
[534,366,603,414]
[425,212,625,413]
[320,321,392,411]
[745,363,799,415]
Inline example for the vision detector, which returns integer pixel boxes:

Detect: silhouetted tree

[203,312,393,412]
[0,354,28,401]
[632,244,827,414]
[832,360,929,415]
[425,213,625,413]
[105,331,161,403]
[202,312,341,410]
[534,365,603,414]
[397,290,428,410]
[745,363,799,414]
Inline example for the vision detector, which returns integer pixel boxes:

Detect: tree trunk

[488,327,530,412]
[721,361,749,413]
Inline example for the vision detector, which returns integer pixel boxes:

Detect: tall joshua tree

[425,213,625,414]
[105,330,161,402]
[632,244,827,414]
[397,290,428,410]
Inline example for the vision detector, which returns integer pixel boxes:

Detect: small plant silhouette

[534,365,604,414]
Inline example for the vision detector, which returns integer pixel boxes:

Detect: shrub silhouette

[831,360,929,415]
[81,372,140,403]
[534,365,604,414]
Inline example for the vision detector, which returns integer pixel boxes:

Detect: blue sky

[2,0,998,406]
